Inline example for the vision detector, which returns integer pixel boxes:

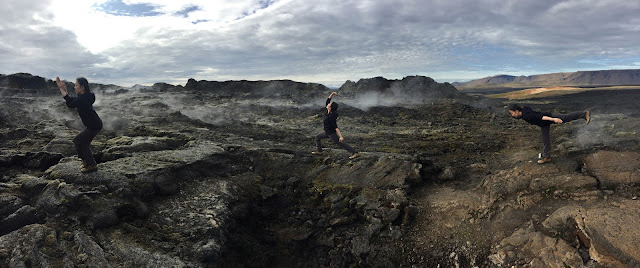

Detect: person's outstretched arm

[542,116,563,123]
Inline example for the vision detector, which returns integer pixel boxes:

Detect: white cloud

[2,0,640,86]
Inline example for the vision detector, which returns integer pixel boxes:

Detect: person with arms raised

[312,92,359,159]
[55,76,103,173]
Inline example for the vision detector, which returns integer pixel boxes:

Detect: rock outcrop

[339,75,463,101]
[183,78,330,101]
[584,150,640,189]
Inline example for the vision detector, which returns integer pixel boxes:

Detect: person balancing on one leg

[312,92,359,159]
[508,104,590,164]
[55,76,103,173]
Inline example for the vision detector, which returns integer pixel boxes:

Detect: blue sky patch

[259,0,277,9]
[94,0,163,17]
[176,5,201,18]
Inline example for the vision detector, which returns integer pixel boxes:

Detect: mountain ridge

[453,69,640,90]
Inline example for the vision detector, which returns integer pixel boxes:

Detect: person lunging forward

[56,76,103,173]
[313,92,359,159]
[508,104,590,164]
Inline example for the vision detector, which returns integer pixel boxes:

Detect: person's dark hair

[508,103,522,111]
[330,101,339,111]
[76,77,90,93]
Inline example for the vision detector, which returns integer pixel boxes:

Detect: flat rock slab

[46,141,224,182]
[314,154,421,189]
[480,166,597,204]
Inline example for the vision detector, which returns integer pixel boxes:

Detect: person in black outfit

[312,92,359,159]
[55,76,103,173]
[508,104,590,164]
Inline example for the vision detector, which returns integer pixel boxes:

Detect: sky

[1,0,640,87]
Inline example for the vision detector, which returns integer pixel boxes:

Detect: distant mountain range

[452,69,640,90]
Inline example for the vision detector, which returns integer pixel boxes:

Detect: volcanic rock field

[1,73,640,267]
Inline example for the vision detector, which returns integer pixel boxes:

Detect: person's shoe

[349,153,360,159]
[81,165,98,173]
[81,160,87,168]
[311,151,323,155]
[537,158,552,164]
[585,110,591,124]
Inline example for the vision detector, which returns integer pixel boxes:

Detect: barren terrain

[1,74,639,267]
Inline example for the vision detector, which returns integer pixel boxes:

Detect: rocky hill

[0,73,121,95]
[453,69,640,90]
[1,73,640,267]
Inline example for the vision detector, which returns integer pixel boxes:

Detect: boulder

[543,201,640,266]
[490,222,583,267]
[0,225,55,266]
[584,151,640,188]
[0,195,25,219]
[73,231,111,267]
[0,224,114,267]
[0,205,43,235]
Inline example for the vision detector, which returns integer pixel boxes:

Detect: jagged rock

[584,150,640,188]
[0,73,51,90]
[73,231,110,267]
[480,160,598,205]
[490,222,583,267]
[0,205,43,235]
[35,179,84,215]
[339,76,463,103]
[314,154,422,189]
[0,195,25,219]
[102,135,188,155]
[0,224,58,266]
[542,201,640,267]
[20,174,53,197]
[0,151,63,171]
[43,138,76,156]
[184,78,328,100]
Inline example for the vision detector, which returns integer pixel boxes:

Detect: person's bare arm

[542,116,563,123]
[55,76,68,97]
[336,128,344,143]
[328,92,338,99]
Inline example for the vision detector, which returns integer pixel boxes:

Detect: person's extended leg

[329,133,359,158]
[313,132,329,153]
[539,125,552,164]
[555,111,587,123]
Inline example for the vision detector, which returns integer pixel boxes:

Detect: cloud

[1,0,640,87]
[0,0,104,80]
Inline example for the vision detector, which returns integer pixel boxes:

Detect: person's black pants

[315,132,357,154]
[540,111,585,158]
[73,128,100,166]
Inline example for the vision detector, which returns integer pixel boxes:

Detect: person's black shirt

[521,106,552,127]
[323,98,338,134]
[64,92,103,130]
